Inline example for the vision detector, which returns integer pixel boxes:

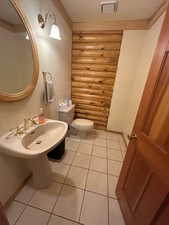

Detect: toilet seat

[71,119,94,131]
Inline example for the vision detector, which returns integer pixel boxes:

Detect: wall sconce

[38,13,61,40]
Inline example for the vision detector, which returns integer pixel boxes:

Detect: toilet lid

[71,119,94,131]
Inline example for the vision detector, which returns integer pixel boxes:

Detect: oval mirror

[0,0,39,102]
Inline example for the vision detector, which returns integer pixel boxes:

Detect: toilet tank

[59,105,75,125]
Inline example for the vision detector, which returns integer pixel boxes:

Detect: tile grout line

[11,131,122,225]
[13,183,39,225]
[63,153,123,177]
[106,133,110,225]
[40,136,76,225]
[78,133,95,224]
[47,134,86,224]
[14,199,82,225]
[46,137,81,225]
[13,135,77,225]
[67,133,122,203]
[14,177,119,204]
[13,202,26,225]
[46,179,67,224]
[52,213,84,225]
[118,134,125,161]
[9,134,78,224]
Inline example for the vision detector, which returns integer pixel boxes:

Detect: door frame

[116,6,169,225]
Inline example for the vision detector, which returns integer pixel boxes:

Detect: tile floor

[6,129,127,225]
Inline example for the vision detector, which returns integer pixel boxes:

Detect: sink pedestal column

[27,155,53,189]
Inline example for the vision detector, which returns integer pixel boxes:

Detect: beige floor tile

[80,191,108,225]
[90,156,107,173]
[94,138,107,147]
[15,182,36,204]
[107,132,121,141]
[29,182,62,212]
[81,134,94,144]
[48,215,78,225]
[108,160,123,176]
[108,149,123,162]
[107,139,121,150]
[86,171,107,196]
[92,145,107,158]
[93,145,107,151]
[53,185,84,222]
[119,140,127,152]
[78,132,88,139]
[65,139,80,151]
[108,175,118,199]
[90,129,97,134]
[78,143,93,155]
[61,151,75,165]
[65,137,79,143]
[109,198,126,225]
[96,130,107,135]
[65,166,88,189]
[69,134,81,142]
[72,153,91,169]
[6,201,25,225]
[50,162,69,183]
[121,149,127,160]
[95,132,107,140]
[16,206,49,225]
[116,133,124,140]
[81,139,94,145]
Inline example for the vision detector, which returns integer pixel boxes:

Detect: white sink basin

[0,119,68,188]
[0,119,68,158]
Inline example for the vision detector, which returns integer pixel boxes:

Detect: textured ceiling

[61,0,165,22]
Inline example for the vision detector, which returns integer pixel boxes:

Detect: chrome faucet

[8,126,24,137]
[7,117,39,139]
[24,117,38,132]
[29,117,38,125]
[15,126,24,135]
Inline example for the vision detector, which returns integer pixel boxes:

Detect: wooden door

[71,31,123,130]
[116,7,169,225]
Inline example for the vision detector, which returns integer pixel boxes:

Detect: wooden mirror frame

[0,0,39,102]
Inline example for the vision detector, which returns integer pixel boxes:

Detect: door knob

[128,134,137,140]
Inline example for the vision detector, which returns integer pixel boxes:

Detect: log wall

[71,31,123,129]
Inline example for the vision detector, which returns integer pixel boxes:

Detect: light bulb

[49,24,61,40]
[25,33,29,40]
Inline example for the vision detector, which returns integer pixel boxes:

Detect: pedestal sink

[0,119,68,188]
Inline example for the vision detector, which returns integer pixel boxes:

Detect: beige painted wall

[107,14,165,143]
[122,14,165,143]
[107,30,146,131]
[0,0,72,204]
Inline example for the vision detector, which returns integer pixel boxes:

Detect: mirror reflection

[0,0,33,94]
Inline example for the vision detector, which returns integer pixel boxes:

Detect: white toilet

[59,105,94,135]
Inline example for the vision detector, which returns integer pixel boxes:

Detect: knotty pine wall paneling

[71,31,123,130]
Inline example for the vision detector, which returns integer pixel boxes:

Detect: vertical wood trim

[148,1,169,28]
[134,8,169,133]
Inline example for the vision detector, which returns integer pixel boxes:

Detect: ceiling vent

[100,0,119,14]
